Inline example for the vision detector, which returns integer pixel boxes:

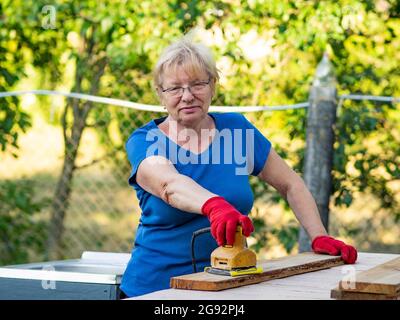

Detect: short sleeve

[240,114,271,176]
[125,128,167,186]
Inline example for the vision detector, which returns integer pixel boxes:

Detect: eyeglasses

[161,78,211,98]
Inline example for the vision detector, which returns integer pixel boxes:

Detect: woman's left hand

[311,235,358,264]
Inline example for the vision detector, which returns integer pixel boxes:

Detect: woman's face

[158,65,215,127]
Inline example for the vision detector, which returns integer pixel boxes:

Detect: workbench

[127,252,399,300]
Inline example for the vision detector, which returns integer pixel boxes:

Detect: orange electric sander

[191,226,263,277]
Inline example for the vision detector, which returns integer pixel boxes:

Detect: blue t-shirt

[120,112,271,297]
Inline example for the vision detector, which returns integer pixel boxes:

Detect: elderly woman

[120,38,357,298]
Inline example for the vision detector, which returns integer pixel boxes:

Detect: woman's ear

[156,86,165,105]
[210,78,217,98]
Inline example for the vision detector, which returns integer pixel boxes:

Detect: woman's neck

[158,114,216,153]
[163,114,214,137]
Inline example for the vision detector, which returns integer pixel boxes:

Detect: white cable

[1,90,396,113]
[339,94,399,103]
[0,90,309,112]
[0,90,165,112]
[337,94,399,114]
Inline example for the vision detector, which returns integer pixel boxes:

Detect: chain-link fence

[0,98,166,263]
[1,87,399,265]
[0,71,312,265]
[1,88,312,264]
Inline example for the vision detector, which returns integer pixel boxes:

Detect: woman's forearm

[161,173,217,214]
[286,179,328,241]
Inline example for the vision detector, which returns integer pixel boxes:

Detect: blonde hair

[153,37,219,88]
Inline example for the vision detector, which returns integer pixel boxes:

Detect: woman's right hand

[201,196,254,246]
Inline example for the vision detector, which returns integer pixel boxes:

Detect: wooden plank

[170,252,344,291]
[339,257,400,295]
[331,287,400,300]
[129,253,399,300]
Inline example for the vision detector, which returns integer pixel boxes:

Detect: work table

[127,252,399,300]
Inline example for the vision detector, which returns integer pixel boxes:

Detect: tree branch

[61,102,69,146]
[74,151,115,170]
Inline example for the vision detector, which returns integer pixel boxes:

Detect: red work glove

[311,235,357,264]
[201,196,254,246]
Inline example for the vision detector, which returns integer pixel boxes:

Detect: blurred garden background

[0,0,399,265]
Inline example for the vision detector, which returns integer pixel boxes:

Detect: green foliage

[236,1,399,244]
[0,0,32,154]
[249,215,269,253]
[272,224,300,253]
[0,98,31,156]
[1,0,399,259]
[0,180,49,265]
[333,99,400,220]
[250,211,299,254]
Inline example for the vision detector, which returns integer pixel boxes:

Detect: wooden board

[331,287,400,300]
[339,257,400,295]
[170,252,344,291]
